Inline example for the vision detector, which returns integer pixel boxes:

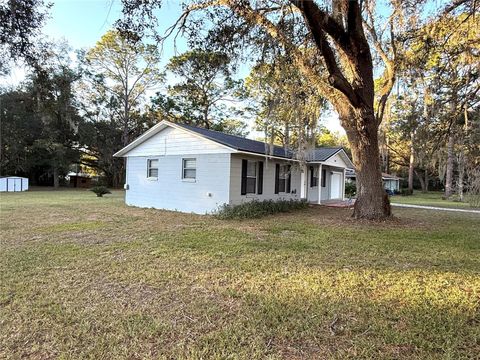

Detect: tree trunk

[122,71,130,147]
[424,170,429,193]
[415,169,427,193]
[385,136,390,174]
[457,107,468,202]
[53,167,59,188]
[458,149,465,202]
[203,104,210,129]
[444,133,454,198]
[408,130,415,193]
[346,114,391,220]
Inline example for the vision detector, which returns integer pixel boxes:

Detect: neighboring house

[67,172,92,188]
[382,173,401,192]
[114,120,354,214]
[346,169,401,193]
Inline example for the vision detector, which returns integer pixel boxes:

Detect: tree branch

[180,0,343,108]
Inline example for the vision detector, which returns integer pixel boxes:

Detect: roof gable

[174,123,292,158]
[307,147,354,168]
[114,121,234,157]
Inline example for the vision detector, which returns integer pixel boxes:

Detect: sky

[2,0,345,136]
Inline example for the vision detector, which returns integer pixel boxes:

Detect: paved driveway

[391,203,480,214]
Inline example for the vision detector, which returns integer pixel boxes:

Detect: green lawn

[1,190,479,359]
[390,191,477,209]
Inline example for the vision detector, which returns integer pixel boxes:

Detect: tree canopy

[150,49,247,135]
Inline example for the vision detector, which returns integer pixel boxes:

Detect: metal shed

[0,176,29,192]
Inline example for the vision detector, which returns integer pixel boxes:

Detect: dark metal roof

[175,123,293,158]
[173,123,352,165]
[306,147,343,161]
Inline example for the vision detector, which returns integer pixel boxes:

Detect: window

[278,165,289,193]
[321,169,326,187]
[246,160,257,193]
[182,158,196,180]
[275,164,291,194]
[241,159,263,195]
[147,159,159,178]
[310,166,318,187]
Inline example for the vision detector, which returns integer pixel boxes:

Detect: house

[346,169,401,193]
[67,172,92,188]
[0,176,29,192]
[382,173,401,193]
[113,120,354,214]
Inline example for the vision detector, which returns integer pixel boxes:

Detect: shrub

[401,188,413,196]
[450,194,462,203]
[345,182,356,198]
[215,199,308,220]
[90,186,111,197]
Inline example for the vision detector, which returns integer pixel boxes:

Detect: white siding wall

[319,166,345,201]
[125,154,231,214]
[322,152,349,168]
[229,154,301,204]
[305,165,346,202]
[125,126,232,157]
[320,168,332,201]
[307,165,319,203]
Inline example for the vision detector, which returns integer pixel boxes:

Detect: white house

[0,176,29,192]
[382,173,401,193]
[346,169,401,193]
[114,121,354,214]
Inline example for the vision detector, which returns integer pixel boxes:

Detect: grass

[1,189,479,359]
[390,191,477,209]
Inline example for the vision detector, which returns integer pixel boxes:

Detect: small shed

[0,176,29,192]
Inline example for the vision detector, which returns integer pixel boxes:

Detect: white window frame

[246,160,257,194]
[182,158,197,181]
[147,158,159,180]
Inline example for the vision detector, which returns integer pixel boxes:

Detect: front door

[330,172,342,199]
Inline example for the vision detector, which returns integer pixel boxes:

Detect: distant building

[346,169,401,193]
[67,172,92,188]
[381,173,401,193]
